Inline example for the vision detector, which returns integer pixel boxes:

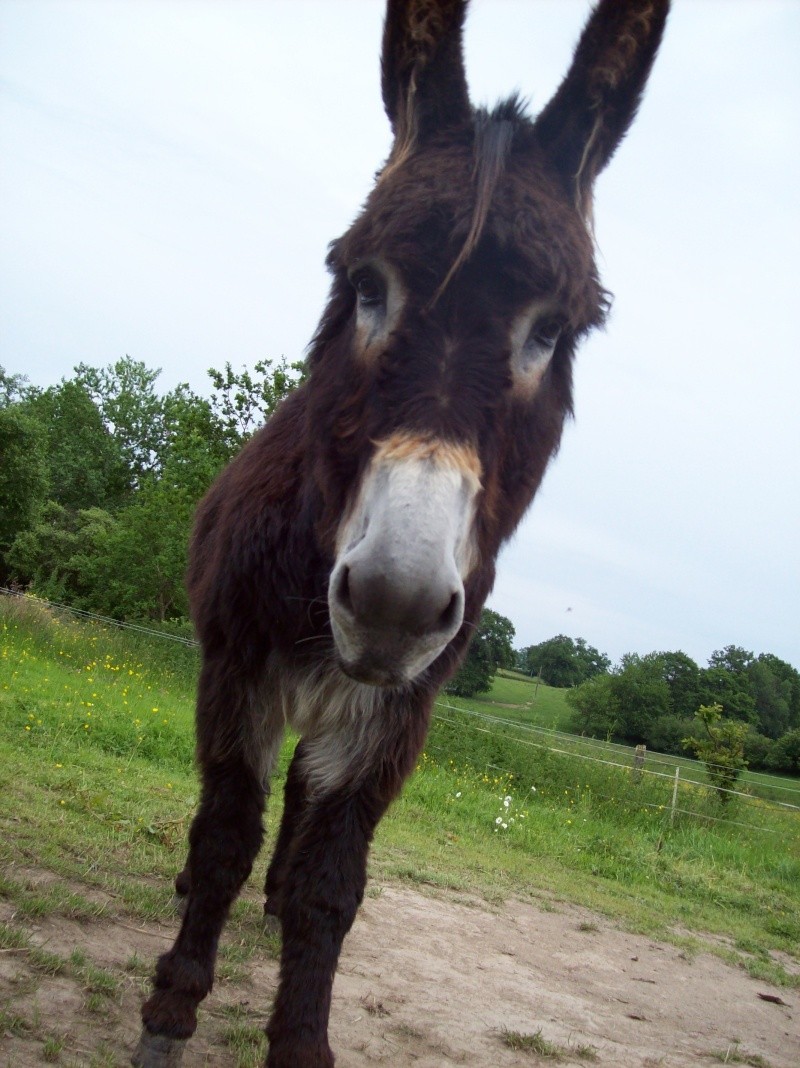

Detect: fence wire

[434,701,800,808]
[428,714,794,835]
[3,588,798,833]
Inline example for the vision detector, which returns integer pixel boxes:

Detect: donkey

[134,1,669,1065]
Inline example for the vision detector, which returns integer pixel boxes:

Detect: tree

[5,502,115,604]
[21,381,130,511]
[709,645,754,675]
[1,356,308,623]
[207,357,305,447]
[683,703,749,805]
[610,653,672,742]
[766,728,800,775]
[656,651,702,718]
[519,634,609,687]
[82,482,193,621]
[747,654,800,739]
[0,405,48,573]
[0,365,29,407]
[73,357,170,487]
[446,609,515,698]
[698,666,757,725]
[566,673,619,738]
[566,650,691,750]
[159,385,235,501]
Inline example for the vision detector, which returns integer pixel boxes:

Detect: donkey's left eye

[351,268,385,309]
[530,319,562,349]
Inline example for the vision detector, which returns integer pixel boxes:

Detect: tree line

[564,644,800,776]
[2,358,798,775]
[1,357,302,623]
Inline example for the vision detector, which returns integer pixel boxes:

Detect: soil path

[1,879,796,1067]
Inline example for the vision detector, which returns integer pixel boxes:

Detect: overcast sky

[1,0,798,668]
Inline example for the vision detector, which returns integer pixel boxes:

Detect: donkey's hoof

[262,910,281,937]
[172,892,188,918]
[131,1029,187,1068]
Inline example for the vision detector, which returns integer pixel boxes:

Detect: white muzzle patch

[328,434,482,686]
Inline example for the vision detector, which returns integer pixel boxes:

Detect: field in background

[1,594,798,1006]
[444,667,799,809]
[458,667,574,730]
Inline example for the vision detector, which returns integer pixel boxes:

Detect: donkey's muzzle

[327,438,478,686]
[330,553,465,685]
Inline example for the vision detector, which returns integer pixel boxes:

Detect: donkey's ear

[533,0,670,208]
[381,0,472,152]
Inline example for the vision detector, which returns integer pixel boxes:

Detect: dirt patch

[1,878,796,1067]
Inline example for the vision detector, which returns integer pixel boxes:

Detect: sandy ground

[0,877,797,1067]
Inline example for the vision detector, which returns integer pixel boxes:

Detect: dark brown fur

[134,3,669,1066]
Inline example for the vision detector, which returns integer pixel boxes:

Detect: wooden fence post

[632,744,646,782]
[670,766,680,826]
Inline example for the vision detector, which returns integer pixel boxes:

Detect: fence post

[632,744,646,782]
[670,766,680,826]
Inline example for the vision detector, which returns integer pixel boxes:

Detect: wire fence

[0,587,200,647]
[429,706,797,836]
[434,699,800,804]
[3,587,799,837]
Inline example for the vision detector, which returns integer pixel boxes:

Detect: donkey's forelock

[430,97,526,302]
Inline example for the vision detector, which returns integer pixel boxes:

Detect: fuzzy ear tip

[533,0,669,197]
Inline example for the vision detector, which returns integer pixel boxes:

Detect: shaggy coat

[134,2,670,1066]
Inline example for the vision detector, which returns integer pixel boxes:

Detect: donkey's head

[309,0,669,687]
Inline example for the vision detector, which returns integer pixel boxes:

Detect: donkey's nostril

[334,565,354,616]
[437,590,462,634]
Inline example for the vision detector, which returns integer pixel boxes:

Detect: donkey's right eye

[350,268,386,309]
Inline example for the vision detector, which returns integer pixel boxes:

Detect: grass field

[1,593,799,1024]
[441,668,799,808]
[456,667,574,730]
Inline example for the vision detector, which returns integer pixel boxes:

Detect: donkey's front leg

[133,756,265,1067]
[263,740,310,922]
[265,738,414,1068]
[133,656,282,1067]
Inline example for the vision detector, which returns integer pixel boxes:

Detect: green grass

[448,669,574,731]
[499,1027,598,1060]
[442,670,799,807]
[1,596,799,993]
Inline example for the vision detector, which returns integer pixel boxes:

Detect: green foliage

[0,405,48,564]
[207,356,305,447]
[683,703,749,804]
[78,482,194,621]
[565,673,619,738]
[657,650,702,718]
[563,648,794,774]
[518,634,610,687]
[21,380,131,511]
[73,357,169,488]
[747,654,800,740]
[446,608,515,697]
[766,728,800,774]
[0,365,29,407]
[6,503,115,604]
[699,666,757,725]
[567,653,674,743]
[1,355,306,623]
[709,644,754,674]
